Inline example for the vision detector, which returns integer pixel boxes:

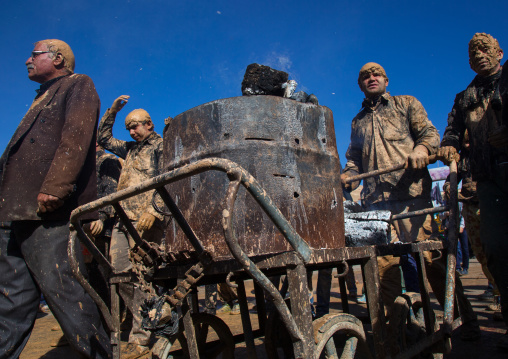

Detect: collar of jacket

[362,92,391,111]
[139,131,160,145]
[35,75,69,98]
[459,67,502,111]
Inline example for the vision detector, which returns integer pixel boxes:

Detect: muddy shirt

[98,109,164,222]
[343,93,440,205]
[441,69,507,181]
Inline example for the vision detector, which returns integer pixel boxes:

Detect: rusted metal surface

[444,160,459,335]
[163,95,345,260]
[222,174,304,346]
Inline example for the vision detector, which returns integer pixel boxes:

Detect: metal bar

[70,158,312,263]
[221,174,304,343]
[67,230,115,330]
[344,162,405,184]
[362,253,387,359]
[339,276,350,314]
[390,206,448,221]
[181,297,200,359]
[112,203,144,247]
[287,263,315,359]
[110,282,121,359]
[156,186,206,254]
[253,282,267,332]
[190,288,199,314]
[236,280,258,359]
[443,160,458,335]
[342,155,437,184]
[415,251,436,336]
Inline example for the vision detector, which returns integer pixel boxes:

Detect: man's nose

[25,57,33,66]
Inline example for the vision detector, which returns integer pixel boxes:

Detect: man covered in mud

[98,95,164,358]
[0,39,111,358]
[341,62,480,340]
[439,32,508,350]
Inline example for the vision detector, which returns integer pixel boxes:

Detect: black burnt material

[241,63,288,96]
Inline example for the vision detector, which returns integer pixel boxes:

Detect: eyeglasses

[31,51,51,60]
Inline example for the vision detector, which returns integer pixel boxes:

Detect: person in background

[98,95,165,359]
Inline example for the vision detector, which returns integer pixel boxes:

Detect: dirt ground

[20,258,507,358]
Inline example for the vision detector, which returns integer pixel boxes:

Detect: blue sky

[1,0,507,170]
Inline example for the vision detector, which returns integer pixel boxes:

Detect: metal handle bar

[342,154,438,184]
[70,157,312,263]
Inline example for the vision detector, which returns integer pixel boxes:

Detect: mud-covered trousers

[110,220,163,346]
[477,162,508,327]
[0,221,111,359]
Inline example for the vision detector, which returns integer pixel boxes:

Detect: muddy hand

[137,212,156,232]
[37,193,64,214]
[341,173,360,191]
[89,219,104,237]
[110,95,130,114]
[437,146,459,165]
[406,145,429,169]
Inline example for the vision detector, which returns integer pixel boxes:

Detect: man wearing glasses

[0,40,111,358]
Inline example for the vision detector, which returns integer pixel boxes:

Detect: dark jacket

[441,67,506,181]
[0,74,100,221]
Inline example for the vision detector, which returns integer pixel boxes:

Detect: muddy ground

[20,258,507,358]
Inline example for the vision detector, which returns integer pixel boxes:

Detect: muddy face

[469,34,503,76]
[359,71,389,98]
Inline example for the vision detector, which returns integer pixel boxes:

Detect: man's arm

[439,95,466,163]
[407,97,440,169]
[97,95,131,159]
[39,75,100,205]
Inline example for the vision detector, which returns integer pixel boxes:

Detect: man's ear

[498,49,504,62]
[53,53,65,67]
[385,78,389,87]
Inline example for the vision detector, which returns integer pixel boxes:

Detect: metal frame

[67,157,460,359]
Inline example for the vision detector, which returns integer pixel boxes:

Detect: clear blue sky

[1,0,507,170]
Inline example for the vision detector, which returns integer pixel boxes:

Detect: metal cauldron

[163,96,345,260]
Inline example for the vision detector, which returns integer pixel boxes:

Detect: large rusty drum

[163,96,345,260]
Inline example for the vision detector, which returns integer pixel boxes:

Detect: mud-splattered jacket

[0,74,100,221]
[343,93,440,205]
[98,109,164,222]
[441,67,507,181]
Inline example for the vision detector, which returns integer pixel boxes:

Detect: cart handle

[342,154,438,184]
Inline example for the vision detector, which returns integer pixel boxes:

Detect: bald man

[341,62,480,341]
[0,39,111,358]
[98,95,164,358]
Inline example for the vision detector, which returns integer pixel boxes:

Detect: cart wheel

[313,313,371,359]
[152,313,235,359]
[387,292,441,358]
